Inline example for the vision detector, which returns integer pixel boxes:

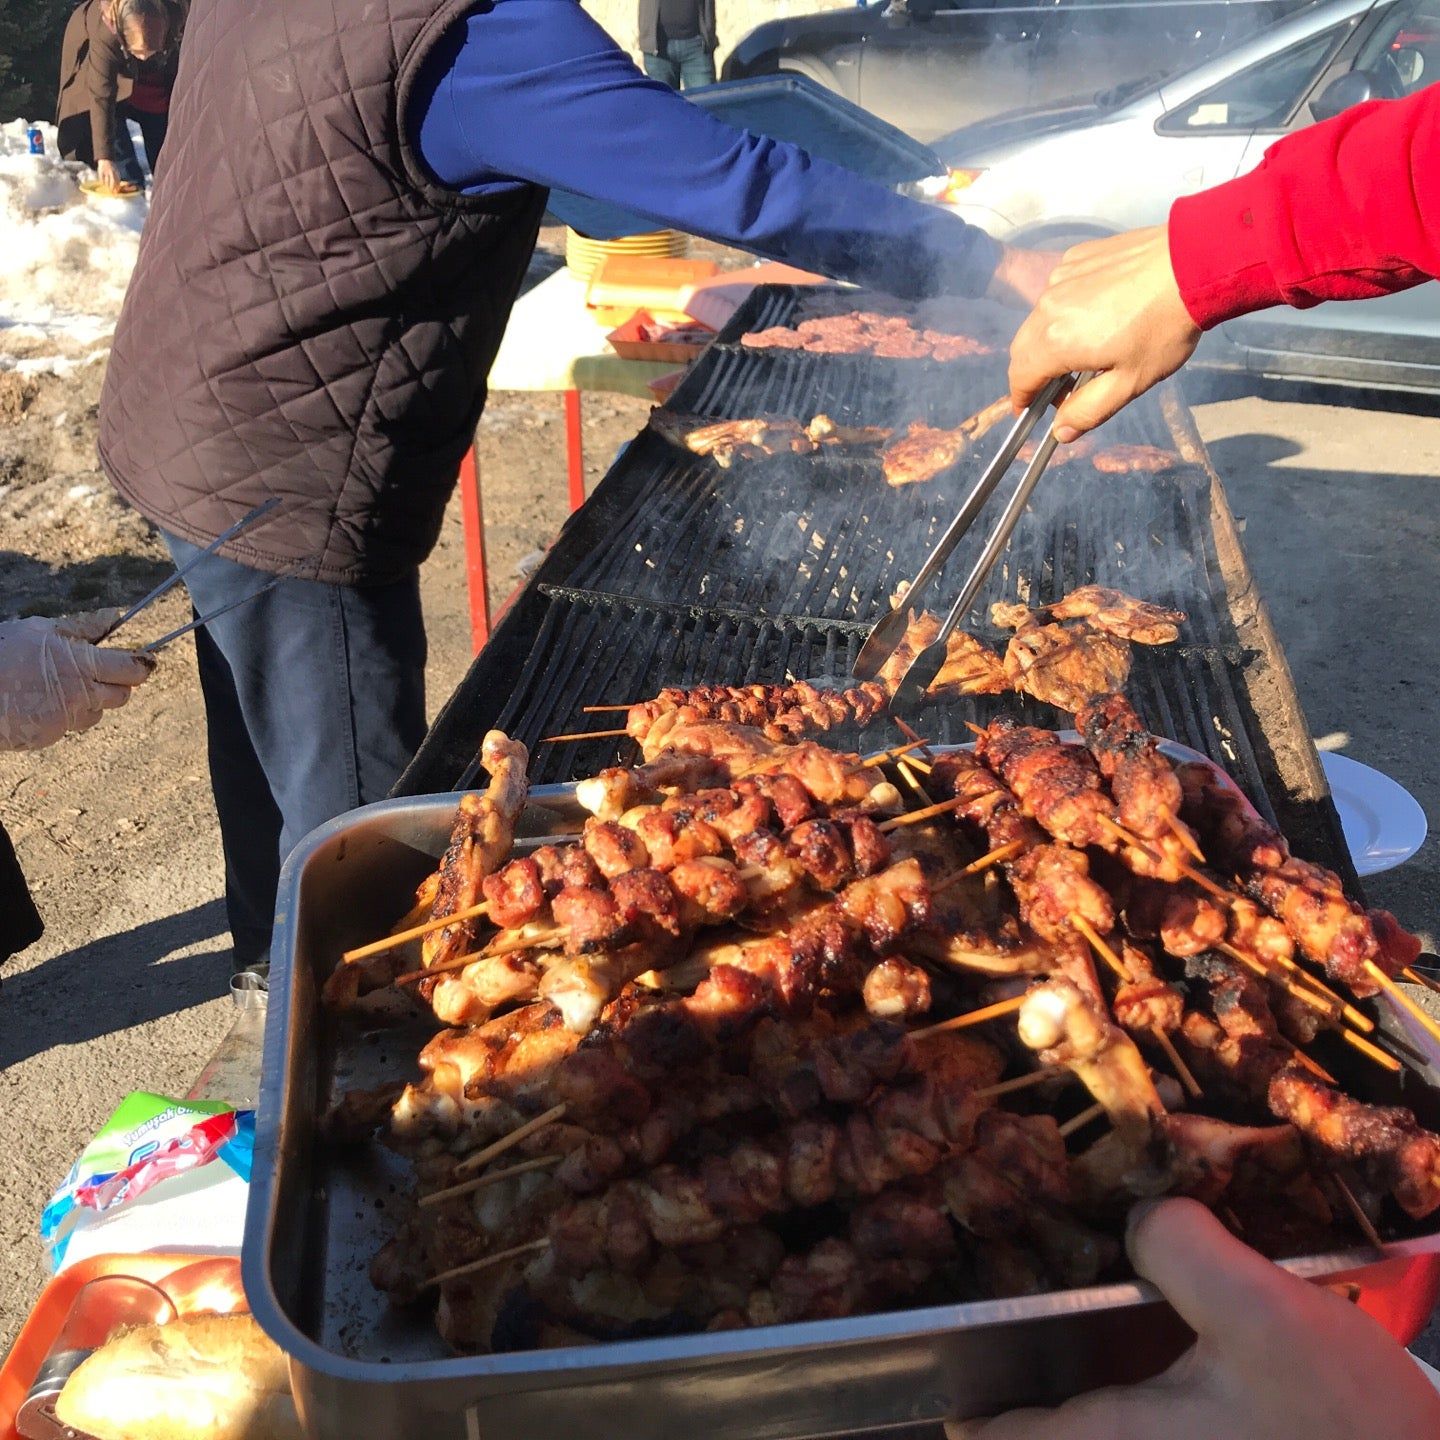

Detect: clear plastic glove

[0,610,155,752]
[948,1198,1440,1440]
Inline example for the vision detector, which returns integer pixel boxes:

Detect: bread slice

[55,1312,300,1440]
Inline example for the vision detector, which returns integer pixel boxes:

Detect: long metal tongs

[852,372,1095,711]
[94,496,281,642]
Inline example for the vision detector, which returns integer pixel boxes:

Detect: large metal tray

[245,781,1440,1440]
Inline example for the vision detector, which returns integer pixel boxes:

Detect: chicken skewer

[1176,760,1429,1010]
[321,731,529,1011]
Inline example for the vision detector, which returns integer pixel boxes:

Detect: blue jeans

[162,533,427,970]
[642,35,716,91]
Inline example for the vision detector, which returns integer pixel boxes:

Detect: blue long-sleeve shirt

[407,0,1000,299]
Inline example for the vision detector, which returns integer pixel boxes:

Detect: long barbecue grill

[245,289,1440,1440]
[400,284,1348,874]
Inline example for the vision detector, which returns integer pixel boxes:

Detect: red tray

[0,1253,246,1440]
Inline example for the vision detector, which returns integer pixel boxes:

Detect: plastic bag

[41,1093,255,1271]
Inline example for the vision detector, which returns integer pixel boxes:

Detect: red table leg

[457,446,490,653]
[564,388,585,512]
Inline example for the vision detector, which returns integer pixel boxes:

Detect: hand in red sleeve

[947,1199,1440,1440]
[1007,226,1200,441]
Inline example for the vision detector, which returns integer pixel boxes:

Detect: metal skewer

[138,559,307,655]
[884,372,1097,712]
[852,375,1072,683]
[94,497,282,642]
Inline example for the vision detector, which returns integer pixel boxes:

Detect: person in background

[638,0,717,89]
[99,0,1051,977]
[0,611,153,964]
[949,1199,1440,1437]
[55,0,184,191]
[1006,83,1440,440]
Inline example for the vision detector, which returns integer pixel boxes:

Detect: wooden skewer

[393,927,570,987]
[910,993,1027,1040]
[895,759,935,806]
[419,1153,563,1209]
[1332,1173,1384,1250]
[893,717,937,762]
[1152,1026,1204,1099]
[1096,813,1164,864]
[343,899,490,963]
[542,727,628,743]
[974,1067,1065,1100]
[1068,914,1129,982]
[878,795,968,831]
[1069,914,1202,1097]
[423,1238,551,1291]
[856,738,931,770]
[1363,960,1440,1050]
[932,840,1029,895]
[1217,942,1369,1032]
[961,838,1028,875]
[582,704,634,713]
[1161,808,1207,864]
[1281,1038,1338,1085]
[1176,863,1235,905]
[904,753,933,775]
[1058,1102,1106,1140]
[1339,1026,1403,1074]
[1403,965,1440,997]
[455,1103,569,1177]
[1261,949,1373,1033]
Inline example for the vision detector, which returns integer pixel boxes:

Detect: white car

[937,0,1440,391]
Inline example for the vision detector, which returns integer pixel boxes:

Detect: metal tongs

[853,371,1096,711]
[95,497,282,642]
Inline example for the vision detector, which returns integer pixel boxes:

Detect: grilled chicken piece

[1003,622,1132,714]
[1017,975,1165,1139]
[1268,1067,1440,1219]
[1048,587,1185,645]
[881,421,973,487]
[1090,443,1180,475]
[422,731,530,973]
[881,397,1010,487]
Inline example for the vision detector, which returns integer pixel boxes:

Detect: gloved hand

[0,610,155,752]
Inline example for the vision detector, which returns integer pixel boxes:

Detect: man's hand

[0,610,155,752]
[96,159,122,193]
[948,1199,1440,1440]
[1008,226,1201,441]
[984,245,1064,309]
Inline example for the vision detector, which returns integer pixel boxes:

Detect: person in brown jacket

[55,0,183,191]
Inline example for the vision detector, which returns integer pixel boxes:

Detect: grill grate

[400,286,1347,871]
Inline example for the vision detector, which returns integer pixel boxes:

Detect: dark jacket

[55,0,182,163]
[98,0,548,586]
[638,0,717,53]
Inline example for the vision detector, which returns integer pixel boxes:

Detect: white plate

[1319,751,1428,877]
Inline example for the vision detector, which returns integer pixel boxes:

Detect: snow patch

[0,118,146,364]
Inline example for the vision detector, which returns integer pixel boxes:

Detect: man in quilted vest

[99,0,1050,976]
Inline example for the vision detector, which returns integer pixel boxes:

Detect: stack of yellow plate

[565,227,687,282]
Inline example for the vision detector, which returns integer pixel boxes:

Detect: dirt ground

[0,235,652,1346]
[3,244,1439,1365]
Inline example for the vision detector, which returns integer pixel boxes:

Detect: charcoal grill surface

[401,287,1347,869]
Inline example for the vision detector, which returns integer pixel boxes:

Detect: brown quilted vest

[98,0,547,584]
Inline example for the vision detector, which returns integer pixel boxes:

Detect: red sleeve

[1167,84,1440,329]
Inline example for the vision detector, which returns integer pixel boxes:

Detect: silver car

[936,0,1440,391]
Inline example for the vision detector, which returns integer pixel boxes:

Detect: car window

[1159,23,1348,130]
[1353,0,1440,94]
